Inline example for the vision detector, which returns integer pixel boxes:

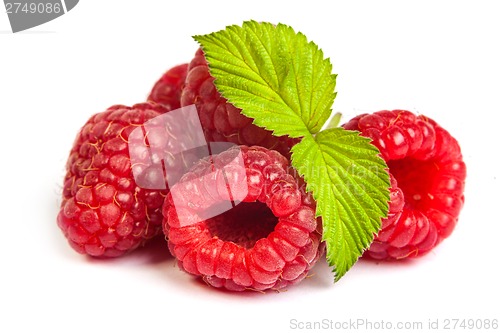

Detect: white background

[1,1,499,332]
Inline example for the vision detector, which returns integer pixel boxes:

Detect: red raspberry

[148,63,188,110]
[343,110,466,260]
[57,103,174,257]
[181,49,297,157]
[163,146,323,291]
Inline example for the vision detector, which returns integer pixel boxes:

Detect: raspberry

[148,63,188,110]
[181,49,297,157]
[343,110,466,260]
[57,103,174,257]
[163,146,324,291]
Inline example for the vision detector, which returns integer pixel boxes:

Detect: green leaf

[292,129,390,280]
[194,21,337,138]
[195,21,390,281]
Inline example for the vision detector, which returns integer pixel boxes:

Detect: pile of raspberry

[57,49,466,291]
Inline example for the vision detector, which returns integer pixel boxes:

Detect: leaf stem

[323,112,343,130]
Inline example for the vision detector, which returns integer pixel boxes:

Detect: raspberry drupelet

[148,63,188,110]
